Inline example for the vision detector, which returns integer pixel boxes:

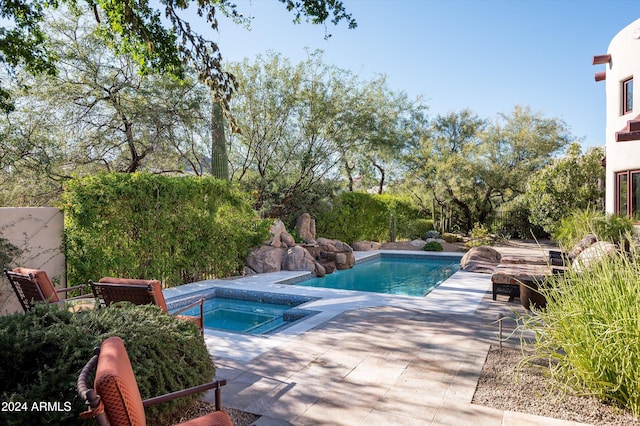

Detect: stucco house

[594,18,640,221]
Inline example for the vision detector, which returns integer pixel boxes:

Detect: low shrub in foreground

[524,252,640,416]
[0,303,214,425]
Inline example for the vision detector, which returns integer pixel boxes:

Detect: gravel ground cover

[473,346,639,425]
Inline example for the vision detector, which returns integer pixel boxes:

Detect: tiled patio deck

[165,247,589,425]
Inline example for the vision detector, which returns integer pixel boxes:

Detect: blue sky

[208,0,639,149]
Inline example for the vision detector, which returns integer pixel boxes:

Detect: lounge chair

[491,235,600,304]
[77,336,232,426]
[3,267,93,312]
[89,277,205,334]
[491,263,563,303]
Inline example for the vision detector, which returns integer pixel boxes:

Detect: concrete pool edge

[163,250,490,362]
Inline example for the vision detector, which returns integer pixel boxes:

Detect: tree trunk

[372,161,385,194]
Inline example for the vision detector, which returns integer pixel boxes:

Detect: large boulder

[352,241,382,251]
[568,234,598,258]
[295,213,316,244]
[246,245,286,273]
[268,219,296,249]
[303,237,355,272]
[283,245,317,272]
[460,246,502,274]
[573,241,618,272]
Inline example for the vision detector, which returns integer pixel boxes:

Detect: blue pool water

[201,298,293,334]
[296,255,460,296]
[172,290,317,335]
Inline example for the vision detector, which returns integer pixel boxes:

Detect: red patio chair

[89,277,205,334]
[77,336,232,426]
[3,267,92,312]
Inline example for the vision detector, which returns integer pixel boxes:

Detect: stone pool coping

[163,250,491,362]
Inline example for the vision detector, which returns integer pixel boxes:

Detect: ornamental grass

[523,250,640,416]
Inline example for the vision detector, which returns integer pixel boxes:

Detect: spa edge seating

[77,336,233,426]
[3,267,93,312]
[89,277,205,335]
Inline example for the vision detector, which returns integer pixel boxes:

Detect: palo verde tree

[225,51,426,222]
[405,106,574,232]
[0,12,215,205]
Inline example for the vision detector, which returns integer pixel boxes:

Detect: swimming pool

[170,289,318,335]
[296,254,460,296]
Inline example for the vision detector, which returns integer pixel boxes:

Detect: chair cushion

[98,277,168,313]
[176,314,203,330]
[13,267,59,302]
[96,337,146,426]
[177,410,233,426]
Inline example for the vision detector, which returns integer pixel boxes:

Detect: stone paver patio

[165,244,589,425]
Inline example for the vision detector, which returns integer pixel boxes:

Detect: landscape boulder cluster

[245,214,356,277]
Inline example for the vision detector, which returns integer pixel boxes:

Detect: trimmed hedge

[0,303,214,425]
[316,192,429,243]
[61,173,270,286]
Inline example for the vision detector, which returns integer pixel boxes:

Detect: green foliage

[404,106,574,232]
[523,253,640,416]
[409,219,434,240]
[470,223,489,239]
[317,192,388,243]
[424,230,441,239]
[0,237,21,269]
[422,241,443,251]
[552,209,635,251]
[316,192,428,243]
[0,303,214,425]
[226,51,424,222]
[0,1,355,112]
[465,224,493,247]
[525,144,605,234]
[442,233,459,243]
[492,196,547,240]
[61,173,270,286]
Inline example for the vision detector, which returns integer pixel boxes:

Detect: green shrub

[407,219,434,240]
[442,233,459,243]
[424,230,441,240]
[552,209,635,251]
[523,253,640,416]
[470,222,489,239]
[423,241,443,252]
[493,196,548,239]
[61,173,270,286]
[0,303,214,425]
[317,192,388,243]
[465,238,492,248]
[316,192,430,243]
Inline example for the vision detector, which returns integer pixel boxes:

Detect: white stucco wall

[604,18,640,214]
[0,207,66,314]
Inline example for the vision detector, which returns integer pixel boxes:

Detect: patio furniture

[491,263,563,303]
[77,336,232,426]
[89,277,205,334]
[4,267,92,312]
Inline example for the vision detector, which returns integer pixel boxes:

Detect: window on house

[616,170,640,220]
[623,78,633,114]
